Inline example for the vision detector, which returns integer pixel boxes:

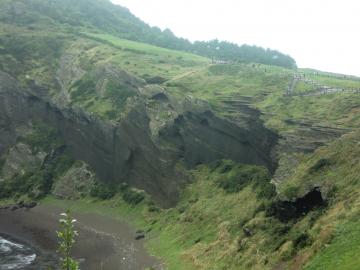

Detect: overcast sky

[111,0,359,76]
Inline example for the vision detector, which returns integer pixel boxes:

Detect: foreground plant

[57,210,79,270]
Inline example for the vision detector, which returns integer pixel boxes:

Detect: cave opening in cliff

[270,188,325,222]
[294,188,324,215]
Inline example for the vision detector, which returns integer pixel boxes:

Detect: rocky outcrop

[279,119,349,153]
[0,201,37,211]
[52,161,96,199]
[55,51,86,106]
[158,110,277,172]
[0,71,278,206]
[0,143,46,180]
[272,119,349,186]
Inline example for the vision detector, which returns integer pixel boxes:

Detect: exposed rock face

[52,161,95,199]
[0,143,46,180]
[272,119,349,186]
[0,71,278,206]
[92,64,144,97]
[0,73,27,155]
[159,110,277,171]
[55,51,86,106]
[279,119,348,154]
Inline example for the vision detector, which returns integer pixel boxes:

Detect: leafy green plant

[123,188,145,205]
[57,210,79,270]
[90,182,117,199]
[216,163,271,194]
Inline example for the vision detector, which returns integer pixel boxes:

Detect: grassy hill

[83,32,209,81]
[0,0,296,68]
[0,0,360,269]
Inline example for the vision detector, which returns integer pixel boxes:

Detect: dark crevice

[268,188,326,222]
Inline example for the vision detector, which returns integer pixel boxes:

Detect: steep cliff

[0,71,278,206]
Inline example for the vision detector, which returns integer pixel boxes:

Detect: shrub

[293,232,311,249]
[52,155,75,178]
[123,188,145,205]
[144,76,167,84]
[283,186,299,200]
[217,163,271,194]
[90,183,116,200]
[147,201,160,212]
[219,163,233,174]
[255,182,277,199]
[105,80,136,110]
[0,181,11,198]
[309,158,332,174]
[70,76,96,100]
[119,182,129,191]
[1,169,53,199]
[104,110,118,120]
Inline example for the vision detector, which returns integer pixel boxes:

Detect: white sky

[111,0,360,76]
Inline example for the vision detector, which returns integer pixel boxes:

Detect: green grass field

[83,32,210,81]
[305,221,360,270]
[83,33,209,62]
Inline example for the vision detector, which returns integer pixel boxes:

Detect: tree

[57,210,79,270]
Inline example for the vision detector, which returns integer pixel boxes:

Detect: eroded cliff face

[158,110,278,172]
[0,71,278,206]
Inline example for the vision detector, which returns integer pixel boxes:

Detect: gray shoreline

[0,205,163,270]
[0,232,57,270]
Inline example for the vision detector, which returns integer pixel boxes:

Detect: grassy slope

[2,19,360,270]
[252,70,360,269]
[82,32,209,81]
[281,130,360,270]
[39,130,360,270]
[0,25,210,120]
[164,63,292,127]
[0,24,66,88]
[258,91,360,132]
[305,221,360,270]
[70,33,209,120]
[146,64,360,269]
[300,69,360,88]
[40,162,277,270]
[166,64,290,99]
[293,70,360,94]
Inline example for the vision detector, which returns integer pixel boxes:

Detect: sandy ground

[0,204,164,270]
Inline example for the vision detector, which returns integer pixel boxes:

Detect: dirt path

[167,65,208,83]
[0,205,164,270]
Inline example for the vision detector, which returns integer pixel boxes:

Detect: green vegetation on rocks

[0,0,360,269]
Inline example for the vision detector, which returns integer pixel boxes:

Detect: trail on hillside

[167,66,209,83]
[286,73,360,96]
